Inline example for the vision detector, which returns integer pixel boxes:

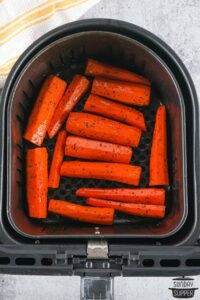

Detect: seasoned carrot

[85,59,150,86]
[92,77,151,106]
[65,136,132,163]
[24,75,67,146]
[149,105,169,186]
[26,147,48,218]
[84,94,146,131]
[76,188,165,205]
[60,161,142,185]
[48,130,66,188]
[66,112,142,147]
[86,198,166,219]
[48,199,114,225]
[48,75,90,138]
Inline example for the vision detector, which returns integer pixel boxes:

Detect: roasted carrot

[65,136,133,163]
[86,198,166,219]
[26,147,48,218]
[92,77,151,106]
[48,199,114,225]
[24,75,67,146]
[60,161,142,185]
[85,59,150,86]
[84,94,146,131]
[48,130,66,188]
[76,188,165,205]
[149,105,169,186]
[66,112,142,147]
[48,75,90,138]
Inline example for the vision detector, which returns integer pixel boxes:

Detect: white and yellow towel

[0,0,100,88]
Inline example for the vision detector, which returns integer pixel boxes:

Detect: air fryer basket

[0,19,199,277]
[5,30,188,240]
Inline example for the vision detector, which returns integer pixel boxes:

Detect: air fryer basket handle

[81,276,114,300]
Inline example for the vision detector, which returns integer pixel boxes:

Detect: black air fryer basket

[0,19,200,276]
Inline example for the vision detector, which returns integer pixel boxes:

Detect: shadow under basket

[4,30,190,241]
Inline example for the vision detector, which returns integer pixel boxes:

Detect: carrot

[85,59,150,86]
[48,75,90,138]
[76,188,165,205]
[84,94,146,131]
[86,198,165,219]
[149,105,169,186]
[60,161,142,185]
[48,199,114,225]
[26,147,48,218]
[66,112,142,147]
[48,130,66,188]
[91,77,151,106]
[65,136,132,163]
[24,75,67,146]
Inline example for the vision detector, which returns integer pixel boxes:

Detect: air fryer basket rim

[6,31,187,239]
[0,19,199,246]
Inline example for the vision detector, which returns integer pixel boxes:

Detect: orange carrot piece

[24,75,67,146]
[86,198,166,219]
[65,136,132,163]
[26,147,48,218]
[76,188,165,205]
[149,105,169,186]
[48,75,90,138]
[60,161,142,185]
[66,112,142,147]
[92,77,151,106]
[85,59,150,85]
[48,199,114,225]
[84,94,146,131]
[48,130,66,188]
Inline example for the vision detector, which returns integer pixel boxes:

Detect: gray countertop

[1,0,200,299]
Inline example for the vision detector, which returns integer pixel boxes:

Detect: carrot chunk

[76,188,165,205]
[86,198,165,218]
[84,94,146,131]
[92,77,151,106]
[85,59,150,85]
[65,136,132,163]
[24,75,67,146]
[48,130,66,188]
[26,147,48,218]
[48,199,114,225]
[48,74,90,138]
[149,105,169,186]
[66,112,142,147]
[61,161,142,185]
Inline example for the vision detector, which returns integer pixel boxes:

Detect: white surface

[1,0,200,299]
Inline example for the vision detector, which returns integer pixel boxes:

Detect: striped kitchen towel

[0,0,100,88]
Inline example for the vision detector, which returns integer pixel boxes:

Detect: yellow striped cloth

[0,0,100,88]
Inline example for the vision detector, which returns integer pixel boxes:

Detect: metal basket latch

[81,240,114,300]
[87,240,108,259]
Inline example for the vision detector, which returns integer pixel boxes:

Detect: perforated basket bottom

[22,59,170,227]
